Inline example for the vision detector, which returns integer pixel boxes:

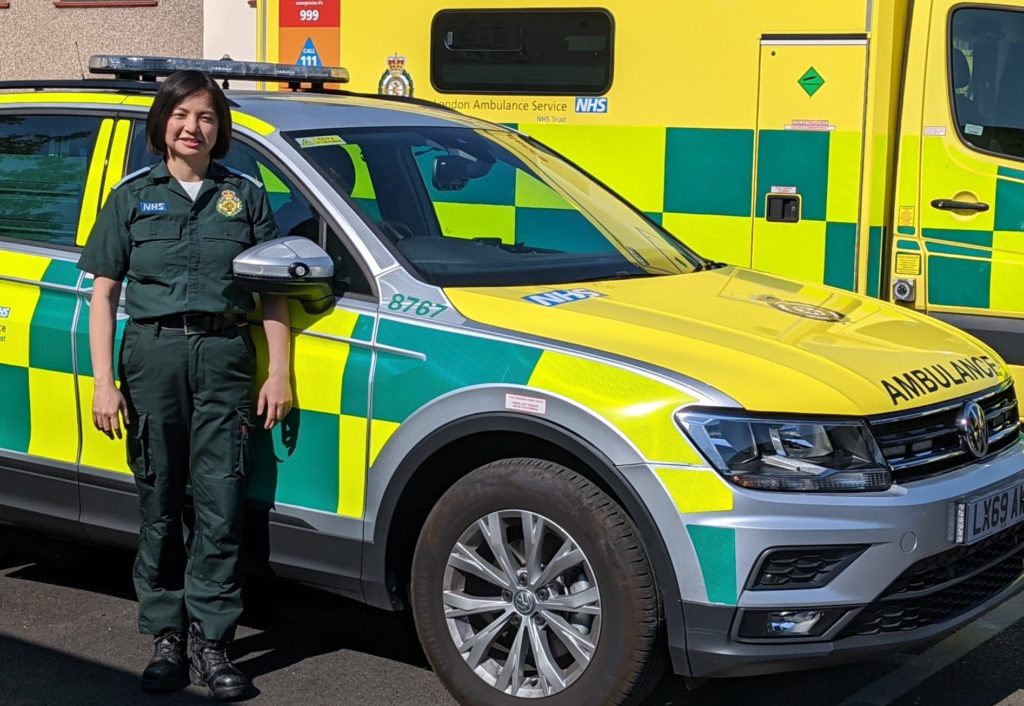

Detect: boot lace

[154,632,185,659]
[196,639,232,670]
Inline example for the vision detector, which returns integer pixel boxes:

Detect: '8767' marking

[387,294,448,318]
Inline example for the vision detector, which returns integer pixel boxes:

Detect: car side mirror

[232,236,335,314]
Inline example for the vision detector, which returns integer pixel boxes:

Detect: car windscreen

[285,126,701,287]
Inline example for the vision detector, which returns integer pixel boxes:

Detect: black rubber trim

[745,544,869,591]
[0,454,83,539]
[761,33,869,40]
[932,313,1024,365]
[363,412,689,673]
[682,571,1024,678]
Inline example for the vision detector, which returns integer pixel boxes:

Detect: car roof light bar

[88,55,350,85]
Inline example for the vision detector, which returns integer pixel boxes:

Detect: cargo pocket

[127,412,152,481]
[232,408,253,479]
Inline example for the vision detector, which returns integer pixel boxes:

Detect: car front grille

[839,522,1024,637]
[869,382,1020,483]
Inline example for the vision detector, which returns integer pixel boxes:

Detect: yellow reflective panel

[76,118,114,246]
[662,213,752,268]
[78,375,131,473]
[655,468,733,514]
[27,369,78,462]
[528,351,702,465]
[0,93,126,104]
[338,414,369,517]
[369,418,399,467]
[101,119,132,205]
[232,111,275,136]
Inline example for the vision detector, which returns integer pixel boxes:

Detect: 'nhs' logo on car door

[574,97,608,114]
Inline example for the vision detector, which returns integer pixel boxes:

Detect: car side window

[126,122,373,297]
[220,142,374,297]
[0,114,105,247]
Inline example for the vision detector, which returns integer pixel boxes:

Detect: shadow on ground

[0,524,967,706]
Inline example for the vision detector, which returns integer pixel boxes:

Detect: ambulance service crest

[378,53,414,97]
[216,190,243,218]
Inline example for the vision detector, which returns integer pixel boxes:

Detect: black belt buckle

[181,313,223,336]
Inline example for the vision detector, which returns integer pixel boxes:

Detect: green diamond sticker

[798,67,825,97]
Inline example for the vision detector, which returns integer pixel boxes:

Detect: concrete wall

[0,0,203,81]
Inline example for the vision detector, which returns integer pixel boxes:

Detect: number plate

[952,480,1024,544]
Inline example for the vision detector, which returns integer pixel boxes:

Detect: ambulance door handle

[931,198,989,212]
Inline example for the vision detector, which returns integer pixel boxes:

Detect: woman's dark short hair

[146,70,232,159]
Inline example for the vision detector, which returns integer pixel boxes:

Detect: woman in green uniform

[77,71,293,701]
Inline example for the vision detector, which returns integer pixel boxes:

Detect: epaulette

[111,165,155,190]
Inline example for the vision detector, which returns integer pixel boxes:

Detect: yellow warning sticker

[895,253,921,276]
[898,205,915,227]
[298,135,345,148]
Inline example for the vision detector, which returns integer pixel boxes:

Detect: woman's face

[164,90,218,162]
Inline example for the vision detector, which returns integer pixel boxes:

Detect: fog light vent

[749,545,868,590]
[738,608,845,639]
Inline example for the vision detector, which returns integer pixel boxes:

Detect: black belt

[134,312,247,335]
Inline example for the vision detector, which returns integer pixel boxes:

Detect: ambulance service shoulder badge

[378,53,414,97]
[216,190,243,217]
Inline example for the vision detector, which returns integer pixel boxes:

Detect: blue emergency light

[88,55,350,84]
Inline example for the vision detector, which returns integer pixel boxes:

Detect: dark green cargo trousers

[119,318,255,642]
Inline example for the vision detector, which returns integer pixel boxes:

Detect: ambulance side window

[950,8,1024,160]
[431,9,613,95]
[0,114,104,248]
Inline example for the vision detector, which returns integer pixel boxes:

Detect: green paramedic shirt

[77,160,281,319]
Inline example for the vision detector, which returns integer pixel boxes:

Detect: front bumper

[667,439,1024,678]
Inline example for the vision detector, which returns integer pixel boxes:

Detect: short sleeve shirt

[77,160,281,319]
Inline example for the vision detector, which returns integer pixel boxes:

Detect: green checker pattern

[250,314,374,512]
[3,260,87,455]
[372,318,543,424]
[686,525,738,605]
[409,126,881,294]
[923,172,1024,310]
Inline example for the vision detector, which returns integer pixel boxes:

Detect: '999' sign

[280,0,339,27]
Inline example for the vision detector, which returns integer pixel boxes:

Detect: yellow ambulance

[257,0,1024,390]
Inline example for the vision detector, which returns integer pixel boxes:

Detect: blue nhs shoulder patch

[523,288,605,307]
[139,201,168,213]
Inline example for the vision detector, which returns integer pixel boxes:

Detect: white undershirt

[177,179,203,201]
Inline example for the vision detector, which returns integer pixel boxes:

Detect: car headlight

[676,411,891,492]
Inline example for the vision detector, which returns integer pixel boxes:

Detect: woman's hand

[257,372,293,429]
[93,381,130,439]
[259,294,293,430]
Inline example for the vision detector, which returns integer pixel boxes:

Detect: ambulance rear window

[431,9,613,95]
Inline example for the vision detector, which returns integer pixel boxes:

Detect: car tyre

[411,457,665,706]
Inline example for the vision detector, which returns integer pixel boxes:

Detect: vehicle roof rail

[0,79,160,93]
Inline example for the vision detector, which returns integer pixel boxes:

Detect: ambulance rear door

[751,36,869,291]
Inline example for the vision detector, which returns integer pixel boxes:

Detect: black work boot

[188,622,249,701]
[141,631,189,693]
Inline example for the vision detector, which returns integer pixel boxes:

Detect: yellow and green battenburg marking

[390,124,887,299]
[903,164,1024,313]
[0,254,85,462]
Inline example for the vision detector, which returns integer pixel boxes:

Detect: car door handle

[930,199,990,212]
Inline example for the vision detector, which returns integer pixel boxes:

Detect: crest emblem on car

[957,401,989,458]
[750,294,847,322]
[216,190,243,218]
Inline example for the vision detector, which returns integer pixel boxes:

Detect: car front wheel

[411,458,664,705]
